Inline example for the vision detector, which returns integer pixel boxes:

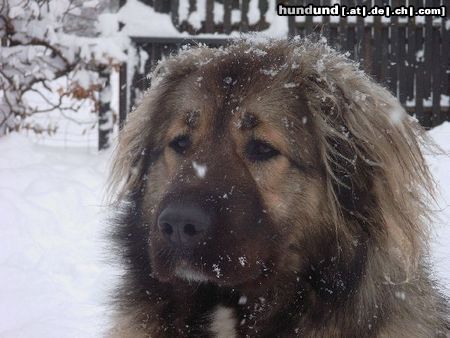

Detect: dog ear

[107,90,161,203]
[107,47,212,204]
[300,47,434,258]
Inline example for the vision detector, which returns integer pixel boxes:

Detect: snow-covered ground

[427,123,450,285]
[0,123,449,337]
[0,135,116,338]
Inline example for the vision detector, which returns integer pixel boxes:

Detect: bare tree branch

[0,0,122,137]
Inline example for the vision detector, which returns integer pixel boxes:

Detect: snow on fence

[111,0,449,149]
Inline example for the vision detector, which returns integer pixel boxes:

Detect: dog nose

[157,204,211,246]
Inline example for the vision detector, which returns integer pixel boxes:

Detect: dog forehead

[158,46,314,157]
[169,60,301,130]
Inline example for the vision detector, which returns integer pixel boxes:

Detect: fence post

[119,62,128,130]
[98,67,113,150]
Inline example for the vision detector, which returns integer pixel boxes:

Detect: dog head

[109,38,433,294]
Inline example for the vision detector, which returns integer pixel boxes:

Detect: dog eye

[169,135,191,154]
[246,139,280,162]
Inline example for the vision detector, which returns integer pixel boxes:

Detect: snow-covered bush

[0,0,126,140]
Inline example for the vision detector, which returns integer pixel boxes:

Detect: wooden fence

[116,0,449,138]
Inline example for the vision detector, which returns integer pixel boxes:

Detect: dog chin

[174,266,210,283]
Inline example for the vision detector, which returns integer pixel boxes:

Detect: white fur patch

[209,306,237,338]
[174,266,209,282]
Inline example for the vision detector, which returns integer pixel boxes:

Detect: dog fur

[108,37,449,337]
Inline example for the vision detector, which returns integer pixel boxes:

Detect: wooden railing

[116,0,449,131]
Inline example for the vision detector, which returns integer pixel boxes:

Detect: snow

[116,0,181,37]
[1,0,127,136]
[114,0,287,39]
[0,134,117,337]
[186,0,206,30]
[2,1,447,332]
[18,70,120,149]
[223,76,233,85]
[388,106,405,125]
[283,82,299,88]
[238,295,248,305]
[260,67,280,77]
[238,256,248,267]
[406,95,450,109]
[0,122,449,336]
[427,123,450,286]
[441,95,450,107]
[178,1,190,23]
[192,161,207,179]
[248,0,260,25]
[212,263,222,278]
[259,0,288,38]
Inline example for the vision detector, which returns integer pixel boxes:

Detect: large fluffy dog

[108,38,448,337]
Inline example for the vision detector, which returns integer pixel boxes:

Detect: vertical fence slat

[143,43,153,89]
[423,0,432,101]
[288,16,296,37]
[398,15,407,104]
[415,17,426,126]
[129,44,139,113]
[346,0,356,59]
[293,0,302,37]
[170,0,179,28]
[223,0,232,34]
[406,5,416,104]
[98,68,112,150]
[151,43,162,74]
[327,0,339,46]
[417,0,429,125]
[288,0,296,38]
[372,0,382,80]
[362,0,372,73]
[431,13,442,126]
[304,0,314,36]
[205,0,214,33]
[240,0,249,32]
[355,15,363,61]
[153,0,163,12]
[287,0,297,37]
[380,0,389,83]
[441,10,450,124]
[339,0,348,51]
[321,0,331,41]
[119,62,127,129]
[388,0,399,96]
[328,22,338,48]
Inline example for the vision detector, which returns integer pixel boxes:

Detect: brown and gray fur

[107,37,449,337]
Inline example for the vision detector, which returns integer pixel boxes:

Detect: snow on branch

[0,0,127,136]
